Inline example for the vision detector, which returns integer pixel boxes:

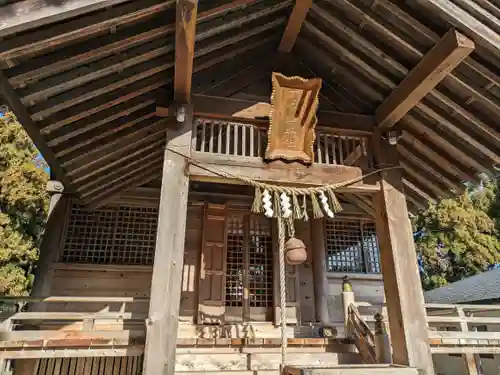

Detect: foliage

[414,181,500,290]
[0,109,48,296]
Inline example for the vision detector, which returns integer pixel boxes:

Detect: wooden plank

[142,105,193,375]
[0,72,72,190]
[278,0,313,52]
[310,220,329,324]
[0,0,133,38]
[376,29,474,129]
[0,296,149,303]
[2,312,148,321]
[157,93,375,135]
[371,132,434,375]
[174,0,198,103]
[188,152,379,193]
[415,0,500,60]
[0,347,144,360]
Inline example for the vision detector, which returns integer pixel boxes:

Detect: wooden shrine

[1,1,500,375]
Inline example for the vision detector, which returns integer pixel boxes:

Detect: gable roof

[424,268,500,304]
[0,0,499,208]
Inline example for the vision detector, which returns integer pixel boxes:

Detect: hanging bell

[284,237,307,265]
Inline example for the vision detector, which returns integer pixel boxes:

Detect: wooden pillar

[372,132,435,375]
[341,276,355,337]
[31,181,70,299]
[310,219,329,324]
[143,104,193,375]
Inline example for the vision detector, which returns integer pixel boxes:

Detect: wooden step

[284,365,420,375]
[175,352,362,372]
[176,367,420,375]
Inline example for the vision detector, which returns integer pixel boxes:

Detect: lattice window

[324,219,381,274]
[248,215,273,308]
[61,204,158,265]
[225,213,273,308]
[226,215,244,307]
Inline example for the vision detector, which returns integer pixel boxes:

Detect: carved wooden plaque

[265,72,322,164]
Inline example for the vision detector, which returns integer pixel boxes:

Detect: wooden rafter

[174,0,198,103]
[278,0,313,52]
[157,93,375,134]
[415,0,500,60]
[376,29,475,129]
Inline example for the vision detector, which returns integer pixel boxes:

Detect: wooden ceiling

[0,0,499,212]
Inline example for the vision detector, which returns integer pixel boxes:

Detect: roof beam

[278,0,313,52]
[415,0,500,61]
[157,93,375,134]
[375,29,474,129]
[0,72,73,191]
[174,0,198,103]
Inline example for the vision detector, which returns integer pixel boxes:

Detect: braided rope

[167,147,402,195]
[277,214,287,368]
[165,146,400,370]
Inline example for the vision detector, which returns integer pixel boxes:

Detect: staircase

[283,365,419,375]
[174,338,362,375]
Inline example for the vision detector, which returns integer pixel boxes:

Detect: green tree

[0,108,48,296]
[414,182,500,290]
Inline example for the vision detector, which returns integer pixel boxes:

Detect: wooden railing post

[341,276,355,337]
[456,307,479,375]
[374,313,391,364]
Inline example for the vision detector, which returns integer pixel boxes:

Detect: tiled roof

[424,268,500,304]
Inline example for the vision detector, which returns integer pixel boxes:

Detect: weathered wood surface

[376,29,474,129]
[174,0,198,102]
[311,220,330,324]
[278,0,312,52]
[157,94,375,135]
[189,153,379,193]
[142,105,192,375]
[372,133,434,375]
[266,73,321,163]
[283,365,419,375]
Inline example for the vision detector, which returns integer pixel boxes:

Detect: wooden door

[225,211,274,322]
[197,203,227,324]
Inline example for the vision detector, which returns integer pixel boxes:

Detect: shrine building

[1,1,500,375]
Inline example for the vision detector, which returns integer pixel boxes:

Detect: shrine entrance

[225,211,274,322]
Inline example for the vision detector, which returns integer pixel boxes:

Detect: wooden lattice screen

[324,219,381,274]
[61,204,158,265]
[225,213,273,309]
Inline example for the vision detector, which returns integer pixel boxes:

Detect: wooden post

[311,219,330,325]
[374,313,391,364]
[341,276,355,337]
[142,104,193,375]
[31,181,70,301]
[456,307,479,375]
[372,132,435,375]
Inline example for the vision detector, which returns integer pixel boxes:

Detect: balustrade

[192,118,374,167]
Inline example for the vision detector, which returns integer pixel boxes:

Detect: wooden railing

[346,304,377,364]
[192,118,374,167]
[0,296,148,360]
[352,300,500,373]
